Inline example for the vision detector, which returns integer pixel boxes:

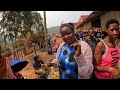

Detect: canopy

[10,59,28,72]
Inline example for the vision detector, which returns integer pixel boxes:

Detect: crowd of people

[51,18,120,79]
[1,18,120,79]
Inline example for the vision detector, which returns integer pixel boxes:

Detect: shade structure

[10,59,28,72]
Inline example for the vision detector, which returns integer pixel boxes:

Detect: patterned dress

[58,44,78,79]
[56,41,94,79]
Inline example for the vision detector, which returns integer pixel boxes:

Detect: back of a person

[33,55,41,70]
[0,56,15,79]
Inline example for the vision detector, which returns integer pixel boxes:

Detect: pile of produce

[48,70,59,79]
[35,61,59,79]
[35,64,51,79]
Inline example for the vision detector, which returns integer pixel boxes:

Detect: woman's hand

[108,67,120,79]
[113,74,120,79]
[113,67,120,79]
[70,41,81,57]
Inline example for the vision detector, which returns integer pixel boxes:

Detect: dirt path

[19,51,56,79]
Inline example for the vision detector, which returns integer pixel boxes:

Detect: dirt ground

[19,51,56,79]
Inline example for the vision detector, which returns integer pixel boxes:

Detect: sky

[38,11,93,28]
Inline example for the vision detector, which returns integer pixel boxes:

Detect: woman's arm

[74,41,94,78]
[94,42,110,72]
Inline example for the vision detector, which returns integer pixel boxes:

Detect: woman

[94,18,120,79]
[0,49,16,79]
[55,23,93,79]
[33,55,44,70]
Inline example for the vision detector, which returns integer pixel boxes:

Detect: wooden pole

[43,11,48,53]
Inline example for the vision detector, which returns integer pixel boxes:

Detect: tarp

[10,59,28,72]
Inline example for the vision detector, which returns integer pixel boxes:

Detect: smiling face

[60,25,76,45]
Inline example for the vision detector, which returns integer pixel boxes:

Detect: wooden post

[43,11,48,53]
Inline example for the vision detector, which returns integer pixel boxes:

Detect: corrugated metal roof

[76,11,107,28]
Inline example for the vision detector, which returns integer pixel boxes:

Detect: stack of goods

[48,70,59,79]
[35,59,59,79]
[47,59,59,79]
[35,64,51,79]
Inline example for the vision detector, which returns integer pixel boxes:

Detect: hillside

[47,26,60,35]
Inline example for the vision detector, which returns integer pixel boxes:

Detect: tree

[32,11,45,50]
[0,11,45,58]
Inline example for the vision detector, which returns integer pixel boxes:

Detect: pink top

[55,41,94,79]
[95,40,120,79]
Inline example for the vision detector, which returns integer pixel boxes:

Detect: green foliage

[0,11,45,49]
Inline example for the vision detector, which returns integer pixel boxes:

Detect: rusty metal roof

[76,11,108,28]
